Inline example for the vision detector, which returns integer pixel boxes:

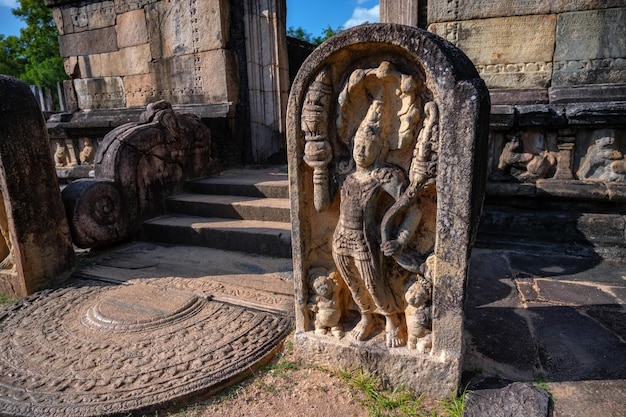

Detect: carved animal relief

[301,61,439,349]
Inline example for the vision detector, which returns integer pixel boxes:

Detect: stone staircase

[141,167,292,258]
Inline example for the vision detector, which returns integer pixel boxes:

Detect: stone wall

[47,0,239,111]
[381,0,626,253]
[45,0,290,165]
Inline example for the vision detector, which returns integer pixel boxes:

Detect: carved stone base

[0,282,292,417]
[294,331,458,398]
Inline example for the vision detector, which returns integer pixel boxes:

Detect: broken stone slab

[287,23,489,398]
[464,382,550,417]
[0,75,75,298]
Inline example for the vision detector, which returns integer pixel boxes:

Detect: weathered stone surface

[553,9,626,86]
[0,281,292,417]
[287,24,489,398]
[380,0,420,26]
[549,84,626,103]
[0,76,75,297]
[58,26,118,57]
[116,8,148,48]
[73,77,125,109]
[464,382,550,417]
[62,101,217,247]
[101,44,152,76]
[145,0,228,60]
[427,0,626,23]
[429,15,556,89]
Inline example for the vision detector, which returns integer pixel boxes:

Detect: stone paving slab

[465,248,626,417]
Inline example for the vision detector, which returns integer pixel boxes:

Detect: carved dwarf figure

[497,132,556,181]
[308,268,344,338]
[404,276,432,353]
[577,131,626,182]
[54,141,68,167]
[79,138,95,165]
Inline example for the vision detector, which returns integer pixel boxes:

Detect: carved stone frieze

[494,131,557,182]
[287,24,490,397]
[577,129,626,182]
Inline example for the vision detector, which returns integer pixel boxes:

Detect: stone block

[0,76,75,297]
[74,77,125,110]
[63,55,79,78]
[58,26,118,57]
[428,0,626,23]
[116,8,148,48]
[553,8,626,86]
[145,49,235,106]
[52,7,64,34]
[114,0,157,15]
[78,54,103,78]
[429,15,556,89]
[122,73,153,107]
[287,24,489,398]
[145,0,227,60]
[86,1,116,30]
[61,7,74,34]
[100,44,151,77]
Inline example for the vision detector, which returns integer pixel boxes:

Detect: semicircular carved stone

[0,282,292,416]
[287,24,490,398]
[0,76,75,297]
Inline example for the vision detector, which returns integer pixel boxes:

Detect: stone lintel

[58,26,118,57]
[490,89,549,105]
[550,84,626,104]
[486,180,626,202]
[427,0,626,24]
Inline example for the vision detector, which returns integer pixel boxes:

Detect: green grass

[0,294,16,306]
[340,369,427,417]
[440,386,468,417]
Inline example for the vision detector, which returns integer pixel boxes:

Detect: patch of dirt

[153,333,442,417]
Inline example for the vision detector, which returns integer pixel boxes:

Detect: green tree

[287,24,344,46]
[0,0,66,89]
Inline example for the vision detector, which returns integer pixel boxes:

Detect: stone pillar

[0,76,75,298]
[380,0,421,26]
[287,24,490,398]
[243,0,290,163]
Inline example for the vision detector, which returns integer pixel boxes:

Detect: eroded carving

[307,268,344,338]
[79,137,95,165]
[404,270,432,353]
[495,131,557,181]
[0,282,292,416]
[303,61,438,348]
[54,139,78,167]
[577,130,626,182]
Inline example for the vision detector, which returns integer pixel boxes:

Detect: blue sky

[0,0,23,37]
[0,0,379,38]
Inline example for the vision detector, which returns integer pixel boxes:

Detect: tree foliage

[287,24,344,46]
[0,0,66,89]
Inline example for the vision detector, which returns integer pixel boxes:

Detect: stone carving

[62,100,217,248]
[303,61,436,348]
[0,75,75,298]
[288,24,489,397]
[0,282,292,416]
[54,139,78,167]
[307,268,344,338]
[79,137,95,165]
[577,130,626,182]
[495,132,557,181]
[404,273,432,353]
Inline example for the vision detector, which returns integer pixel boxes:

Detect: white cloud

[344,5,380,28]
[0,0,19,8]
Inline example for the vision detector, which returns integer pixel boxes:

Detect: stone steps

[141,167,292,258]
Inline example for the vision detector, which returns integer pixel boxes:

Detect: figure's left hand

[381,240,403,256]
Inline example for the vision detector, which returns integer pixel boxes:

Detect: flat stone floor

[464,248,626,417]
[0,241,624,416]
